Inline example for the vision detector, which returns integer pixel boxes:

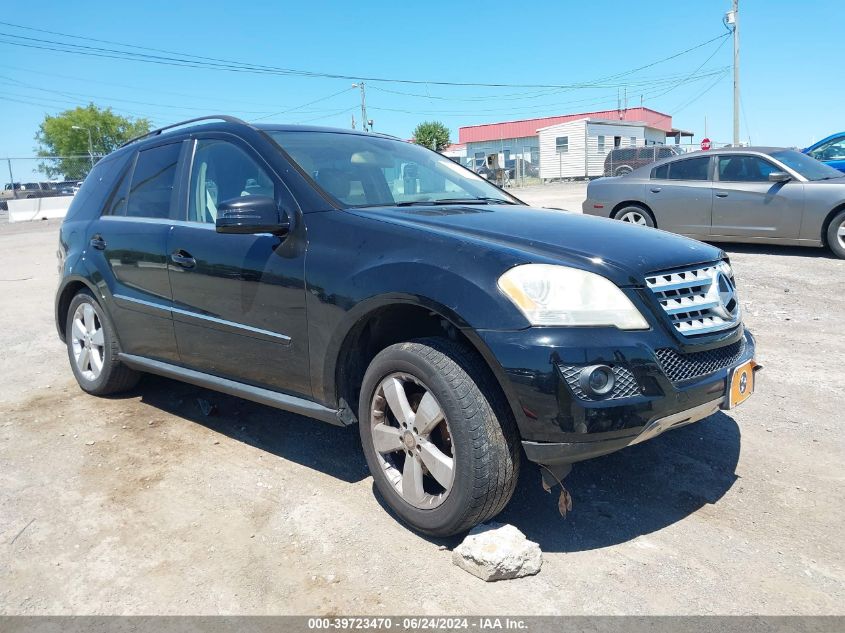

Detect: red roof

[458,107,673,143]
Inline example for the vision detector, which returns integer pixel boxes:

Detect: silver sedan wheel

[70,303,105,381]
[370,373,455,509]
[618,209,648,225]
[838,220,845,250]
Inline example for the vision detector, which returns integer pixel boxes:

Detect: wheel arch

[820,202,845,248]
[328,296,524,435]
[55,276,100,343]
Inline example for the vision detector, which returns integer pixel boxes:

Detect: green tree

[35,104,151,179]
[412,121,451,152]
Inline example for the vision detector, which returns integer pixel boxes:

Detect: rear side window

[102,158,134,216]
[126,143,181,219]
[652,164,669,179]
[667,157,710,181]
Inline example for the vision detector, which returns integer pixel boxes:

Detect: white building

[537,118,668,180]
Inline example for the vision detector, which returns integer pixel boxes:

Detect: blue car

[804,132,845,173]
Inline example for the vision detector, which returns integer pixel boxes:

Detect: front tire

[359,338,520,536]
[66,290,140,395]
[826,209,845,259]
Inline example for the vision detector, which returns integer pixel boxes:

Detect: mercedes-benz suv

[55,116,759,536]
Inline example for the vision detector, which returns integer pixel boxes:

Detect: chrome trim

[113,293,291,342]
[100,215,215,229]
[113,293,171,314]
[171,306,291,342]
[645,262,741,336]
[630,398,723,446]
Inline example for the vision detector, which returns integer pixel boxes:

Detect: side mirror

[768,171,791,183]
[215,196,290,235]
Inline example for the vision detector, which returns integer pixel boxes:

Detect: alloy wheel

[838,220,845,250]
[370,373,455,509]
[619,210,648,225]
[70,302,105,381]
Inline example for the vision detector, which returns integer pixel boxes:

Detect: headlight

[497,264,649,329]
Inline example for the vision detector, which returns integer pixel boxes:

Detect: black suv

[56,116,758,536]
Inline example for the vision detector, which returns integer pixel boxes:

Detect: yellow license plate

[727,360,757,409]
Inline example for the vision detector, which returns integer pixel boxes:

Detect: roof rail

[120,115,253,148]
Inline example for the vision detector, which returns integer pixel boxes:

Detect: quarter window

[717,155,778,182]
[126,143,181,219]
[652,164,669,179]
[189,140,275,224]
[667,156,710,181]
[556,137,569,153]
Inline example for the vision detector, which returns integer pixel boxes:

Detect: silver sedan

[583,147,845,258]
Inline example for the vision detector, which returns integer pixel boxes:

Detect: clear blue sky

[1,0,843,180]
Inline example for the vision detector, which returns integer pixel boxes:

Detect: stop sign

[700,138,712,151]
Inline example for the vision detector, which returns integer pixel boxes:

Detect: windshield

[269,131,521,207]
[770,149,843,181]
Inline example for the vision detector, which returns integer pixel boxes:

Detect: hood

[349,204,723,286]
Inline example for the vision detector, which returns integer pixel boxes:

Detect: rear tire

[826,210,845,259]
[359,338,520,536]
[65,290,140,396]
[615,204,655,228]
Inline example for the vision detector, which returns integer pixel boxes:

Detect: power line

[0,23,730,89]
[250,87,354,121]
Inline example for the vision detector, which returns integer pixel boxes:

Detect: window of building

[630,136,637,146]
[126,143,181,219]
[597,136,605,153]
[667,156,710,181]
[614,136,621,148]
[556,137,569,153]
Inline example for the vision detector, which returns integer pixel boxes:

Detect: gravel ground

[0,184,843,615]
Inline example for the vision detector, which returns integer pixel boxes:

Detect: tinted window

[189,140,275,224]
[718,155,778,182]
[657,147,675,158]
[103,160,133,216]
[668,157,710,181]
[126,143,181,219]
[652,164,669,179]
[615,148,636,161]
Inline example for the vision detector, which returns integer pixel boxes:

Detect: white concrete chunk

[452,523,542,581]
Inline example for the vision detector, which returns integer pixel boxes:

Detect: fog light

[579,365,615,396]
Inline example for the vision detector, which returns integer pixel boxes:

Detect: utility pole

[727,0,740,146]
[352,82,369,132]
[7,158,17,200]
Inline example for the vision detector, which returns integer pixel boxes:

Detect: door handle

[650,187,662,193]
[715,192,729,198]
[89,235,106,250]
[170,250,196,269]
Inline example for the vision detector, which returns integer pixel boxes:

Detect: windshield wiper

[394,197,517,206]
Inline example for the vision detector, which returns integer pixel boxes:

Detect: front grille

[655,337,746,383]
[559,364,641,401]
[645,262,740,336]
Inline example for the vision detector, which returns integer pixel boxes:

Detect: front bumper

[476,325,757,466]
